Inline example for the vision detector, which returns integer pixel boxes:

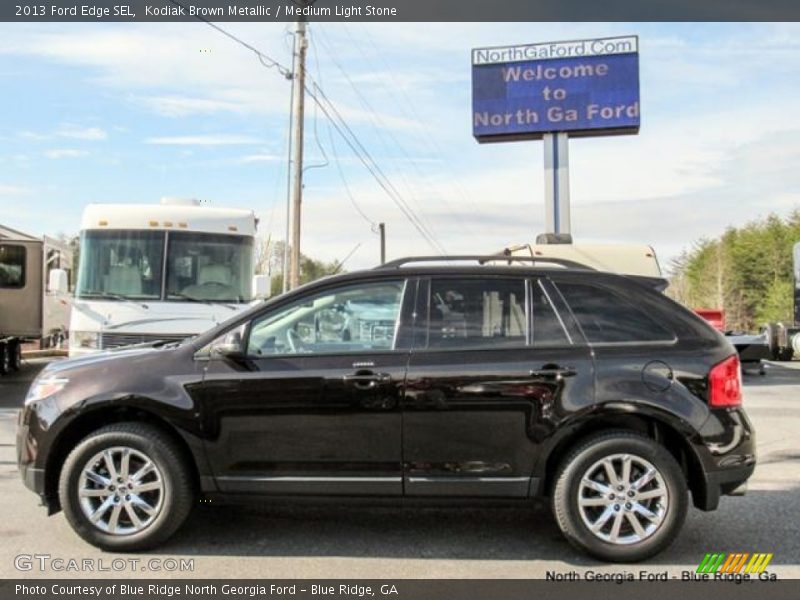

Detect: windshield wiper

[86,291,150,309]
[170,292,238,310]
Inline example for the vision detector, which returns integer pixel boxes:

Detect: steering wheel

[286,329,305,353]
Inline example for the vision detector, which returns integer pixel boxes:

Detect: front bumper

[20,463,45,495]
[16,406,46,497]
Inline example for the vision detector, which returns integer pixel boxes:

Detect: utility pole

[288,16,307,290]
[378,223,386,264]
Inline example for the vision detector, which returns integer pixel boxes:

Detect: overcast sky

[1,22,799,270]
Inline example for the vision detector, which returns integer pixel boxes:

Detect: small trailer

[759,242,800,362]
[0,225,72,374]
[694,308,770,375]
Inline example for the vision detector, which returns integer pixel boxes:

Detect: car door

[194,277,415,496]
[402,275,594,497]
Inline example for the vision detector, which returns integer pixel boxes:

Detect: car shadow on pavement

[158,487,800,566]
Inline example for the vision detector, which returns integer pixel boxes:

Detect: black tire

[778,347,794,362]
[58,422,194,551]
[0,344,9,376]
[11,341,22,371]
[552,431,688,562]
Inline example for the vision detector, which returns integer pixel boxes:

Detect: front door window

[246,280,405,356]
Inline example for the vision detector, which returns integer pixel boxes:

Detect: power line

[308,27,376,230]
[307,26,443,252]
[167,10,447,254]
[350,23,484,234]
[326,117,377,228]
[303,27,330,175]
[306,82,447,254]
[316,25,458,241]
[168,0,292,79]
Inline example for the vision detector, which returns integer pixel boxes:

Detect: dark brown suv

[17,256,754,562]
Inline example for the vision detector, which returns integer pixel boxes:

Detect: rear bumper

[696,463,755,511]
[693,407,756,510]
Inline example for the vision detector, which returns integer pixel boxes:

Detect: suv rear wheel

[552,431,687,562]
[58,423,194,551]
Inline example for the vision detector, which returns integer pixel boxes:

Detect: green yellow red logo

[697,553,773,574]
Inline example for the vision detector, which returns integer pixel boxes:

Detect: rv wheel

[0,345,9,375]
[11,342,22,371]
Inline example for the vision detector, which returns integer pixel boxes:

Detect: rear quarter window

[555,281,675,344]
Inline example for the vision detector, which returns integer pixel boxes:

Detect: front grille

[100,332,189,349]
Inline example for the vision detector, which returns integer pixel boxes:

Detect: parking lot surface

[1,357,798,579]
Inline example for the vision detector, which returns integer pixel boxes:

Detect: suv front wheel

[58,422,194,551]
[552,431,688,562]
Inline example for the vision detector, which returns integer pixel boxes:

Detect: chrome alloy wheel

[577,453,669,545]
[78,446,165,535]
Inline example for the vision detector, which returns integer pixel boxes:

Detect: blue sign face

[472,53,640,142]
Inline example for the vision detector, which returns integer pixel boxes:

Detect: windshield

[76,230,164,300]
[76,230,253,302]
[165,232,253,302]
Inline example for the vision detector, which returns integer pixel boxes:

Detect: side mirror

[210,328,245,359]
[253,274,271,300]
[213,342,244,359]
[48,268,69,295]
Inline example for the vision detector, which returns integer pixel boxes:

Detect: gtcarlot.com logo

[14,554,195,573]
[697,552,773,575]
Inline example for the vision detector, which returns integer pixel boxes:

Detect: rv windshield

[76,230,164,300]
[76,230,253,303]
[165,232,253,303]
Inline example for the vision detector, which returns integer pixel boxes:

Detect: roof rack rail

[375,254,594,270]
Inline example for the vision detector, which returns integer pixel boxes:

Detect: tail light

[708,354,742,407]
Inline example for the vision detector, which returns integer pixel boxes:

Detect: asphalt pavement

[0,357,798,579]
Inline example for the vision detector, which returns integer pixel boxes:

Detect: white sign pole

[543,132,571,239]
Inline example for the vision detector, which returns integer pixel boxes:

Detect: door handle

[343,372,392,389]
[529,366,577,381]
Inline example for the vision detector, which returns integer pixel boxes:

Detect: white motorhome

[70,198,263,356]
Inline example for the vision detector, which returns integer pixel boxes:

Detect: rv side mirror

[48,268,69,295]
[253,274,271,300]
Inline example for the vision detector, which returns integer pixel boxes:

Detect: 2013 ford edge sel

[17,257,755,562]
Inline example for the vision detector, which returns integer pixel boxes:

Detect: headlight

[71,331,99,349]
[25,377,69,405]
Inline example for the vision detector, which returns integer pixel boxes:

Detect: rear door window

[426,278,527,349]
[555,281,675,343]
[531,280,571,347]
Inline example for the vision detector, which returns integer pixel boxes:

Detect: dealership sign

[472,36,640,142]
